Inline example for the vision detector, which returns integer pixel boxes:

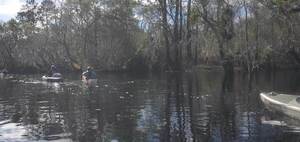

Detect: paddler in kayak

[42,65,63,82]
[48,65,62,77]
[82,66,97,80]
[82,66,97,85]
[0,68,8,78]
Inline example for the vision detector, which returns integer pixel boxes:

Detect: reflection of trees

[0,82,42,138]
[23,86,66,140]
[161,71,279,142]
[175,73,184,142]
[3,71,296,141]
[163,73,171,142]
[60,78,147,142]
[218,73,236,142]
[0,80,17,121]
[0,82,68,140]
[163,72,209,142]
[161,72,188,141]
[61,87,98,142]
[189,71,213,142]
[161,71,250,142]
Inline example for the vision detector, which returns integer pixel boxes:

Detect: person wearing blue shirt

[82,66,97,80]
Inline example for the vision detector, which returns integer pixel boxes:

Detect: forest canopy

[0,0,300,73]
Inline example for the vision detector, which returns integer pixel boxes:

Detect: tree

[195,0,235,73]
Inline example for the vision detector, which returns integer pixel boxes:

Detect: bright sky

[0,0,25,22]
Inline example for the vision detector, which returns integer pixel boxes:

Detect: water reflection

[0,70,300,141]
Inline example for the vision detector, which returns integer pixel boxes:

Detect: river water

[0,69,300,142]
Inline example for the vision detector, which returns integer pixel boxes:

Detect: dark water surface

[1,69,300,142]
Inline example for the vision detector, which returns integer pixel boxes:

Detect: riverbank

[3,59,300,75]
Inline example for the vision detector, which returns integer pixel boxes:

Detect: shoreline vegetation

[0,0,300,74]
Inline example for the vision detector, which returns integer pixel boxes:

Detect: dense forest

[0,0,300,73]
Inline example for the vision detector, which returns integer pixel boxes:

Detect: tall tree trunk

[159,0,171,70]
[174,0,180,70]
[244,0,250,72]
[179,0,183,40]
[179,0,183,67]
[254,9,259,68]
[194,25,199,65]
[92,10,99,67]
[61,27,80,70]
[186,0,192,65]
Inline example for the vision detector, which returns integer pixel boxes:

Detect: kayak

[0,73,4,78]
[42,76,63,82]
[260,92,300,119]
[0,73,14,80]
[82,75,97,86]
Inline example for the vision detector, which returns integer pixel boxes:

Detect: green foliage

[272,0,297,5]
[190,8,200,26]
[1,0,300,72]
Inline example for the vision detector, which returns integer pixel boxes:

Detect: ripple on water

[2,71,300,141]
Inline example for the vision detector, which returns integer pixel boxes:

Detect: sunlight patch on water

[0,123,27,141]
